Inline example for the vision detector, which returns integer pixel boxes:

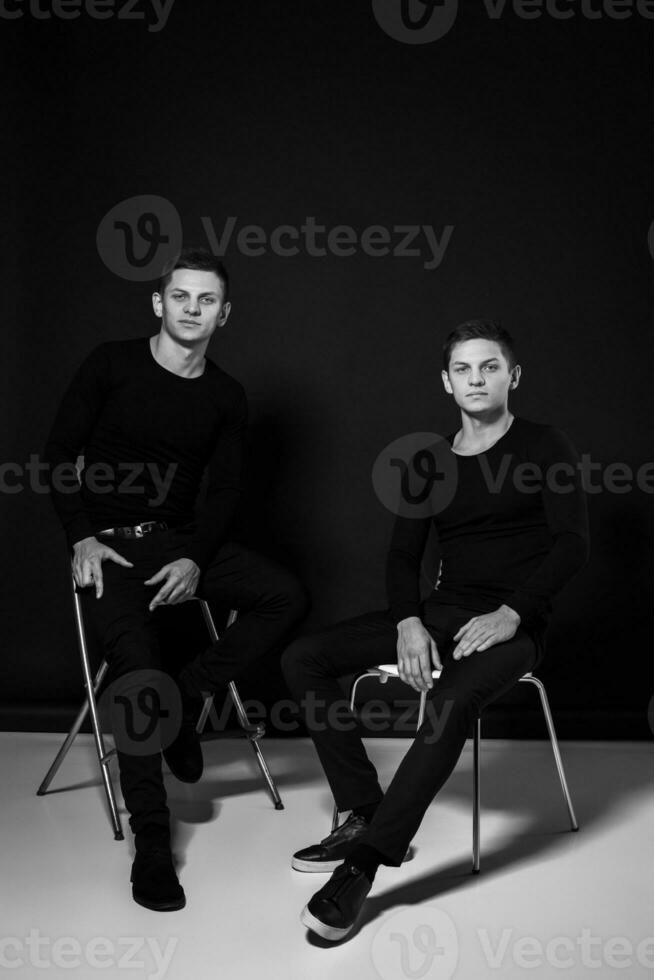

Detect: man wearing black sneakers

[44,247,307,911]
[281,320,589,941]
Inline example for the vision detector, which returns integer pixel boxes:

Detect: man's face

[441,338,519,413]
[152,268,231,345]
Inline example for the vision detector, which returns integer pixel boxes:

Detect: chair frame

[37,573,284,840]
[331,666,578,873]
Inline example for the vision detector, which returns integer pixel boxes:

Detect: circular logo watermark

[96,194,183,282]
[647,693,654,736]
[372,431,458,518]
[371,905,459,980]
[98,668,182,756]
[372,0,459,44]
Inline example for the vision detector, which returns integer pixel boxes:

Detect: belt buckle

[135,521,158,537]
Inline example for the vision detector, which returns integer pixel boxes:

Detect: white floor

[2,734,653,980]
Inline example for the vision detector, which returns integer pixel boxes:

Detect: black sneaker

[130,848,186,911]
[292,813,370,872]
[163,700,203,783]
[301,862,372,941]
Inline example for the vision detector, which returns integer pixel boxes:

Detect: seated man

[281,319,590,941]
[43,246,307,911]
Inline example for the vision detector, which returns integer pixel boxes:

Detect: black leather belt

[97,521,171,539]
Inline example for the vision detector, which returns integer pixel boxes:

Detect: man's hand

[144,558,200,612]
[72,536,134,599]
[396,616,443,693]
[451,605,521,660]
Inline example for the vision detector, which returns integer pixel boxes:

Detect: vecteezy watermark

[98,669,182,756]
[477,926,654,970]
[647,693,654,736]
[95,195,454,280]
[0,0,176,31]
[0,931,177,979]
[96,194,183,281]
[373,0,654,44]
[373,0,459,44]
[1,455,178,506]
[201,215,454,270]
[371,906,459,980]
[371,431,654,518]
[372,432,459,519]
[199,691,454,746]
[90,668,453,755]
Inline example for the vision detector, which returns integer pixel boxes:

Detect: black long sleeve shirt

[43,337,247,571]
[386,416,590,633]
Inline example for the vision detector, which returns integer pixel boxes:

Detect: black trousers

[80,528,308,849]
[281,599,544,866]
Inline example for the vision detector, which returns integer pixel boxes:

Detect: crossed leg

[282,601,540,864]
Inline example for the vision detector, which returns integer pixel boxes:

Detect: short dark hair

[442,319,517,373]
[158,246,230,303]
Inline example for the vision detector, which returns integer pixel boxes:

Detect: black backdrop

[2,0,654,737]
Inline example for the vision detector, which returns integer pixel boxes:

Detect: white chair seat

[377,664,531,679]
[375,664,442,679]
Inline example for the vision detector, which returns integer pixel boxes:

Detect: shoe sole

[300,904,355,941]
[292,856,342,873]
[132,889,186,912]
[292,847,411,873]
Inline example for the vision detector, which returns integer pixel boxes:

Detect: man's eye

[202,298,216,304]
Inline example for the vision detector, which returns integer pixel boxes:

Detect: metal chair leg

[38,577,124,841]
[195,694,214,736]
[472,716,481,873]
[37,659,108,796]
[520,675,579,831]
[196,601,284,809]
[228,678,284,810]
[417,690,427,730]
[72,587,123,840]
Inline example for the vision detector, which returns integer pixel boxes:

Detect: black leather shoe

[163,701,203,783]
[292,813,370,872]
[301,862,372,941]
[130,848,186,911]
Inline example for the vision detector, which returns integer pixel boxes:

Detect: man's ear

[441,369,453,394]
[218,301,232,325]
[152,292,163,318]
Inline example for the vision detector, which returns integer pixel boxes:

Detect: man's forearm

[43,442,95,548]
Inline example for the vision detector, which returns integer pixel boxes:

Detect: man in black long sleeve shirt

[44,248,307,911]
[281,320,589,941]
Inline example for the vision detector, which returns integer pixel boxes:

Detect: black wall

[2,0,654,737]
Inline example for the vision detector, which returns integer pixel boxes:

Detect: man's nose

[184,301,200,315]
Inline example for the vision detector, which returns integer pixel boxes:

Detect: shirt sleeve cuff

[391,602,422,626]
[66,516,96,550]
[503,593,546,629]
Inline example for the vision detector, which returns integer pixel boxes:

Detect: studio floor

[2,733,653,980]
